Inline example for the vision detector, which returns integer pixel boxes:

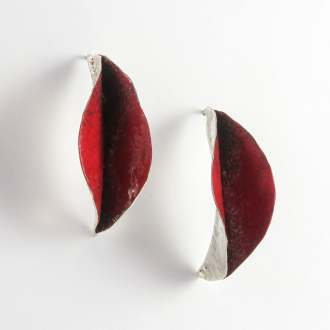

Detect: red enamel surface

[211,138,225,223]
[78,74,104,218]
[79,56,152,234]
[213,111,275,278]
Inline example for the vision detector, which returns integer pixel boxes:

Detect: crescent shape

[198,107,275,280]
[79,54,152,234]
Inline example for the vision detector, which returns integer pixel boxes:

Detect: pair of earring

[79,54,276,282]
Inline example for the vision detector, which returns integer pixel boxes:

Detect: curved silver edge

[87,54,101,235]
[78,54,103,236]
[86,54,102,86]
[197,106,228,281]
[202,106,217,158]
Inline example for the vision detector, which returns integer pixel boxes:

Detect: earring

[79,54,152,234]
[198,107,275,281]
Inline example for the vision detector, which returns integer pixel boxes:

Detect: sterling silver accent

[86,54,102,86]
[81,54,103,236]
[197,107,228,281]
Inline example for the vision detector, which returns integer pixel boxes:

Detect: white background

[0,1,329,329]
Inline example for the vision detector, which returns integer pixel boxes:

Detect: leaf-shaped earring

[79,54,152,234]
[198,107,275,281]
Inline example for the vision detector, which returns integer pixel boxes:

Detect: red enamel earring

[79,54,152,234]
[198,107,275,281]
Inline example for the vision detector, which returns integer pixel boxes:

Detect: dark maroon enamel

[215,111,275,277]
[96,57,152,233]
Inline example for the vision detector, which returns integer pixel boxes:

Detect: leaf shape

[79,55,152,234]
[198,107,275,280]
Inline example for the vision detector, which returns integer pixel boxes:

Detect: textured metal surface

[198,107,228,281]
[79,55,152,234]
[202,106,217,157]
[197,209,228,281]
[86,54,102,86]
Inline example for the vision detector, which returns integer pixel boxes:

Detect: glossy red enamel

[78,74,104,219]
[79,56,152,234]
[213,111,275,277]
[211,138,225,223]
